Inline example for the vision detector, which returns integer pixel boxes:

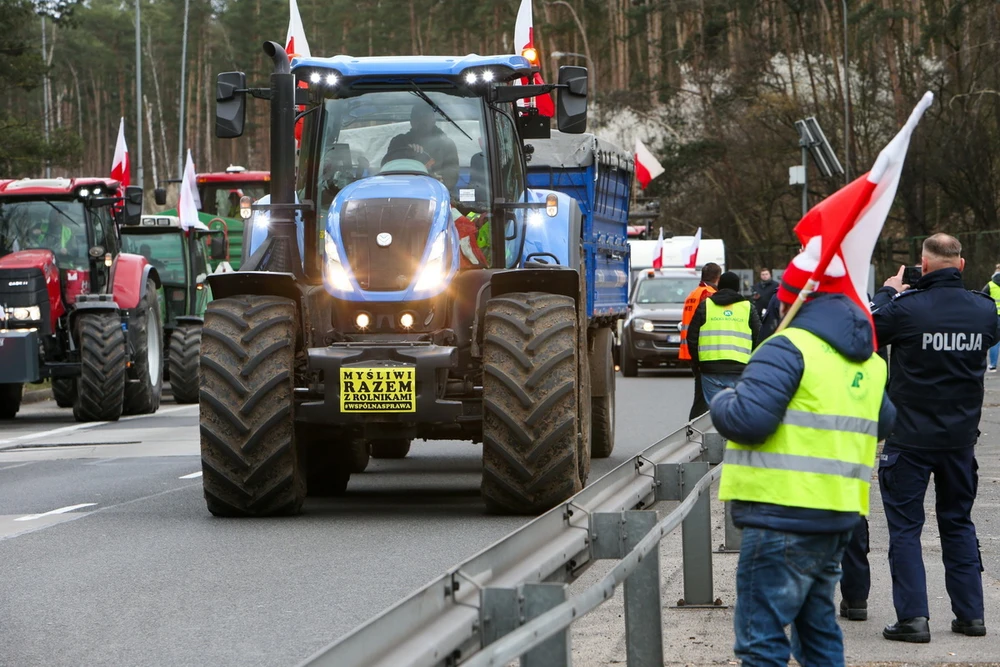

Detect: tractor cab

[120,214,225,321]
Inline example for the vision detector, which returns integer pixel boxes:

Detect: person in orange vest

[679,262,722,419]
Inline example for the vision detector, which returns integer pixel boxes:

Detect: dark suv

[620,269,701,376]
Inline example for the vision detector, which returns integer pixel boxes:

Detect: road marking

[0,404,197,448]
[179,471,202,479]
[14,503,97,522]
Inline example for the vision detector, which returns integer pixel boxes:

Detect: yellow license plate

[339,367,416,413]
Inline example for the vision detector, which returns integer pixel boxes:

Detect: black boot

[951,619,986,637]
[840,599,867,621]
[883,617,931,643]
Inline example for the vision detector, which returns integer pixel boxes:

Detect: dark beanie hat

[719,271,740,292]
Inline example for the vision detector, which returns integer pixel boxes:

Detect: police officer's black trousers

[840,516,870,602]
[689,371,708,420]
[879,445,984,622]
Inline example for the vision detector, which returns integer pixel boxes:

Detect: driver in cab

[383,102,459,191]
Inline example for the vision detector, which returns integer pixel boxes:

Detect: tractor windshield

[122,232,186,285]
[199,182,270,219]
[0,199,89,269]
[301,89,491,218]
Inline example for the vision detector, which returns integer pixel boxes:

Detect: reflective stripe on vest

[718,327,886,515]
[699,300,752,363]
[989,282,1000,315]
[678,284,716,360]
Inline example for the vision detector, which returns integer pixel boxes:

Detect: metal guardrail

[300,414,731,667]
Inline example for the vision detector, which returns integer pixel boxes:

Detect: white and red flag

[178,150,206,231]
[787,92,934,333]
[652,227,664,270]
[513,0,555,117]
[285,0,310,58]
[634,138,664,189]
[684,227,702,269]
[110,117,130,188]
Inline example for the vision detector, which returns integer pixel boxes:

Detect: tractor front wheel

[123,279,164,415]
[73,312,127,422]
[481,292,582,514]
[52,378,77,408]
[370,439,410,460]
[0,383,22,419]
[168,324,202,404]
[199,296,305,517]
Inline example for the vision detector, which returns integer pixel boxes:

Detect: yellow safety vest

[718,327,886,515]
[699,300,752,363]
[988,282,1000,315]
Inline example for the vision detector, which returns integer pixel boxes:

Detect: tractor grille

[0,266,52,335]
[339,198,434,292]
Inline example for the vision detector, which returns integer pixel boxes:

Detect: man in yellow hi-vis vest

[687,271,760,405]
[710,242,896,666]
[981,264,1000,371]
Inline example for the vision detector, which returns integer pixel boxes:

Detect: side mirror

[556,66,588,134]
[216,71,247,139]
[154,187,167,206]
[209,233,228,261]
[123,186,143,226]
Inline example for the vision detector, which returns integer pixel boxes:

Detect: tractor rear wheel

[168,324,202,404]
[0,383,22,419]
[370,439,410,459]
[591,328,616,459]
[199,296,305,517]
[123,279,163,415]
[73,312,127,422]
[52,378,77,409]
[481,292,582,514]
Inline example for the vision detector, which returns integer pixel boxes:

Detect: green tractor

[120,214,227,403]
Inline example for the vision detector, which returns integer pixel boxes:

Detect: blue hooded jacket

[710,293,896,534]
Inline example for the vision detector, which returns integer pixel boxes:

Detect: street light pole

[41,16,51,178]
[135,0,144,189]
[178,0,190,178]
[842,0,850,183]
[547,1,596,100]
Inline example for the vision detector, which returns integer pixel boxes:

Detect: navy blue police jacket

[871,267,998,451]
[710,293,896,533]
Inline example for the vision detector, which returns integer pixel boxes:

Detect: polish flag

[110,117,130,188]
[635,139,664,189]
[285,0,310,58]
[684,227,702,269]
[791,91,934,330]
[513,0,555,117]
[651,227,664,270]
[178,150,206,231]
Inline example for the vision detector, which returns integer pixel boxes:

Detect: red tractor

[0,178,164,421]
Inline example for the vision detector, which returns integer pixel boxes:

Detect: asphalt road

[0,370,694,667]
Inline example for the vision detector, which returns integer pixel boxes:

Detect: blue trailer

[202,45,633,516]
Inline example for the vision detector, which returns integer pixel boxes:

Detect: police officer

[687,270,760,404]
[679,262,721,419]
[872,233,998,643]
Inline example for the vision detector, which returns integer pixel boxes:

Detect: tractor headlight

[414,231,448,292]
[633,318,655,333]
[9,306,41,321]
[324,234,354,293]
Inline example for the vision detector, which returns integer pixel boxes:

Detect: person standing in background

[679,262,721,419]
[751,268,779,315]
[981,263,1000,372]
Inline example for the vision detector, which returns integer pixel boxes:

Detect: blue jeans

[989,317,1000,367]
[734,527,853,667]
[702,372,740,405]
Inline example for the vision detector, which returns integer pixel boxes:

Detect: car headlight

[633,318,655,333]
[324,234,354,293]
[9,306,41,321]
[414,231,448,292]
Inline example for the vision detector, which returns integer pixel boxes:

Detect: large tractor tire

[73,312,127,422]
[301,427,352,497]
[123,279,164,415]
[52,378,77,409]
[168,324,202,404]
[481,292,582,514]
[0,383,23,419]
[199,296,306,517]
[591,328,616,459]
[370,438,411,460]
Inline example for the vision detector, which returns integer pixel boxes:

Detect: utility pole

[41,16,51,178]
[135,0,144,188]
[842,0,851,183]
[178,0,190,178]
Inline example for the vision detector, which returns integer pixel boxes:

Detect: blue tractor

[202,42,632,516]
